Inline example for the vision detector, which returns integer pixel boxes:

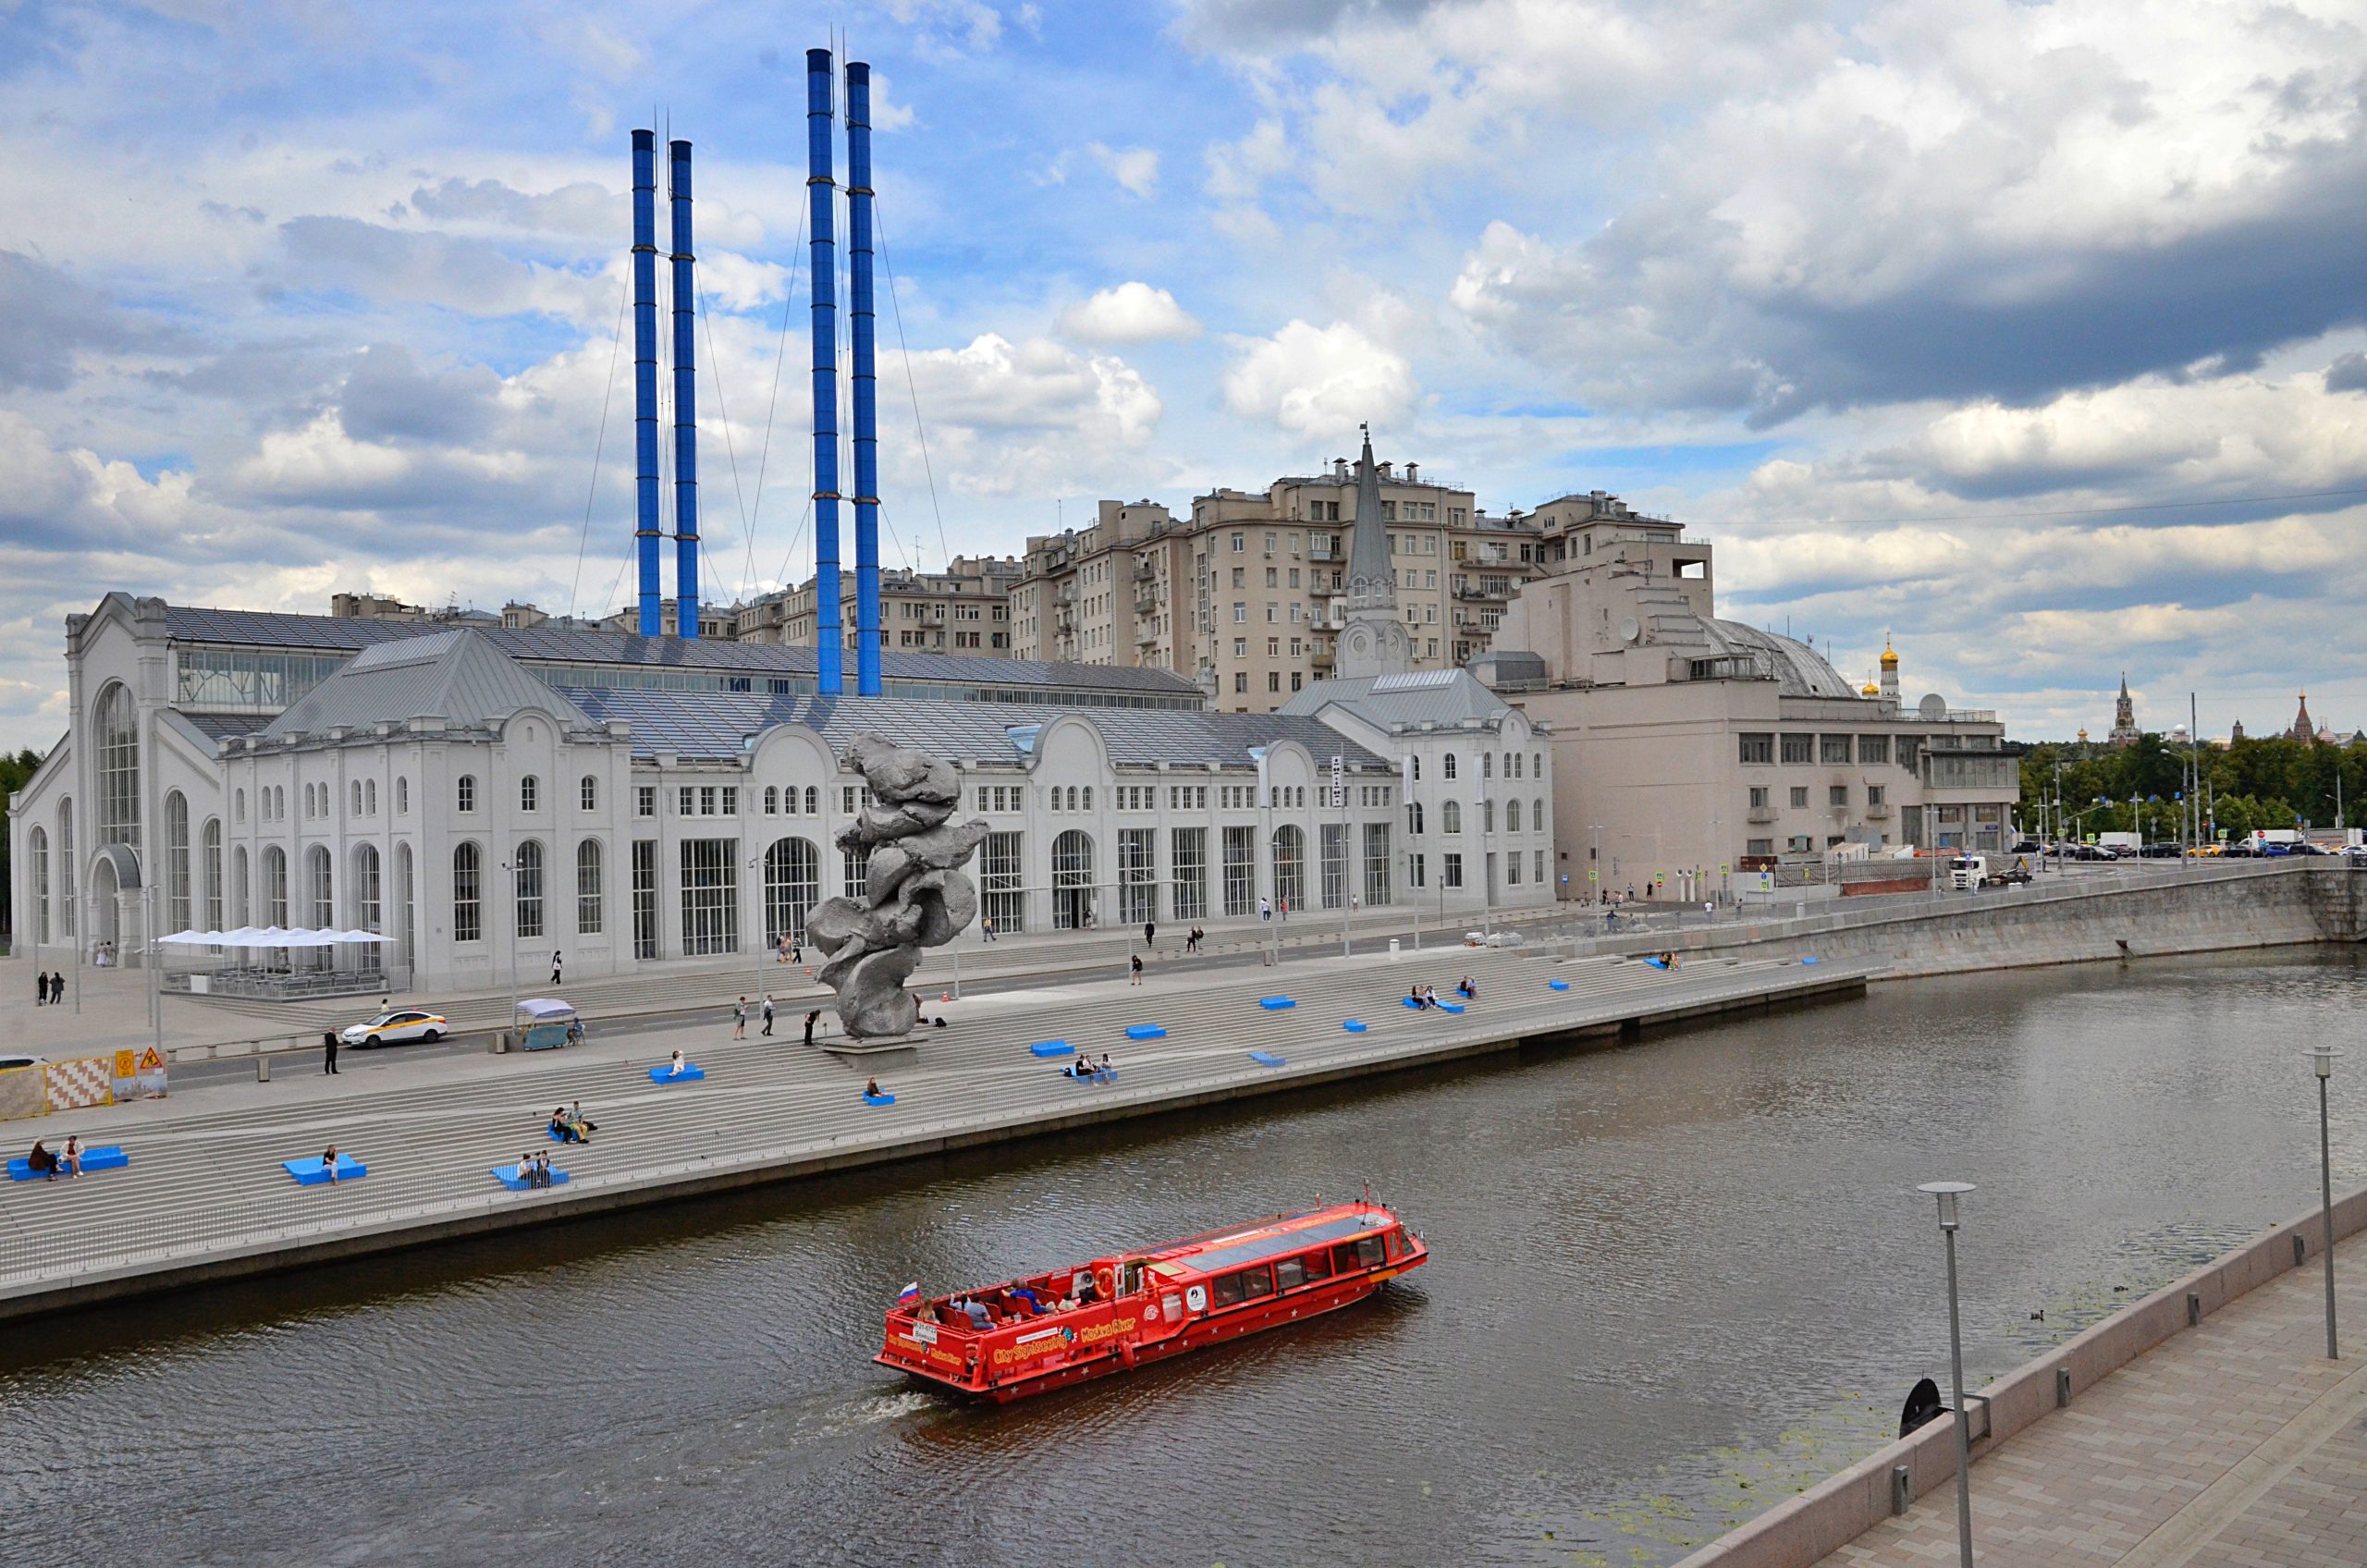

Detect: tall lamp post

[2308,1044,2343,1360]
[1917,1180,1979,1568]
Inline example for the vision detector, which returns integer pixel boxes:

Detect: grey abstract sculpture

[806,735,988,1037]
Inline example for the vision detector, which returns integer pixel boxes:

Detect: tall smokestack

[847,61,881,696]
[807,48,844,693]
[631,129,662,637]
[668,138,702,641]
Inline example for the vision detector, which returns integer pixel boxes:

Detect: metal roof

[1275,669,1519,729]
[177,713,272,743]
[552,685,1389,768]
[259,631,597,741]
[1699,619,1856,699]
[158,603,1197,696]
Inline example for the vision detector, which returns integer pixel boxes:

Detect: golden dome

[1880,639,1898,668]
[1860,679,1880,696]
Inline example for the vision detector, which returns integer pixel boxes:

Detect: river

[3,946,2360,1566]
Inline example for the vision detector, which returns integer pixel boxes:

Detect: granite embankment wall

[1600,862,2361,980]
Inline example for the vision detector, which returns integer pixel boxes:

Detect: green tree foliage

[2019,734,2364,841]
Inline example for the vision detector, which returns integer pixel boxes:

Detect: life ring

[1096,1265,1116,1298]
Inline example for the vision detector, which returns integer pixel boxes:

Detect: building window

[982,830,1025,934]
[1868,785,1886,807]
[637,785,656,817]
[1482,800,1495,834]
[510,840,545,938]
[582,775,599,811]
[574,839,605,935]
[165,790,191,932]
[350,780,362,816]
[452,843,482,942]
[1507,799,1522,833]
[1119,827,1156,925]
[356,842,382,935]
[1790,787,1809,808]
[1781,734,1814,765]
[258,844,287,927]
[1506,850,1522,885]
[1442,753,1458,780]
[1362,824,1392,905]
[235,788,246,824]
[1272,825,1306,908]
[29,826,48,944]
[680,839,739,955]
[763,836,819,946]
[521,775,540,813]
[366,779,378,815]
[1221,826,1256,916]
[94,682,140,851]
[1858,735,1890,765]
[1320,822,1348,910]
[458,775,477,813]
[841,843,872,900]
[231,844,247,927]
[1898,738,1922,773]
[1053,829,1097,930]
[1820,735,1852,766]
[631,840,658,959]
[397,777,409,815]
[1441,800,1462,834]
[1748,786,1769,808]
[1170,827,1207,921]
[202,818,223,933]
[1830,785,1849,808]
[1747,838,1773,856]
[1442,851,1463,889]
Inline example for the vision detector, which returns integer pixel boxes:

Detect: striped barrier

[43,1057,115,1113]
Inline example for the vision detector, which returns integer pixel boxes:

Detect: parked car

[339,1010,448,1047]
[0,1053,48,1072]
[2137,842,2183,858]
[2222,842,2257,857]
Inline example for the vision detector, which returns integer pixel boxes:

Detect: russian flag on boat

[897,1280,922,1306]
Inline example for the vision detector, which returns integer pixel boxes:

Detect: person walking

[760,994,776,1036]
[981,915,997,942]
[803,1009,819,1047]
[50,971,64,1005]
[1258,896,1271,923]
[324,1029,340,1075]
[1129,953,1144,986]
[732,998,748,1039]
[34,970,45,1006]
[551,950,563,986]
[1702,900,1714,925]
[1280,896,1290,922]
[1144,919,1156,949]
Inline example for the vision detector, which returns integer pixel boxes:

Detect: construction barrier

[0,1065,42,1122]
[113,1047,169,1102]
[43,1056,115,1113]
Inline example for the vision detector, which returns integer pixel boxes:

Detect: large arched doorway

[1272,825,1306,911]
[764,836,820,948]
[1052,829,1096,930]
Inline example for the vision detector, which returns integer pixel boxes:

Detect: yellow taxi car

[338,1009,449,1047]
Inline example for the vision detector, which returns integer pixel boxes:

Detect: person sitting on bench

[1408,985,1427,1009]
[24,1139,58,1180]
[1456,975,1476,999]
[864,1077,882,1099]
[60,1136,82,1177]
[550,1108,582,1144]
[322,1143,342,1182]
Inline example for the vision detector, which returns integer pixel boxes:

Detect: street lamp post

[1918,1180,1979,1568]
[2308,1044,2343,1360]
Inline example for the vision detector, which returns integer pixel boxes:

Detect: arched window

[29,826,47,945]
[58,798,75,938]
[202,818,223,933]
[581,775,598,812]
[307,844,333,963]
[1052,829,1096,930]
[235,788,246,823]
[513,840,545,938]
[365,778,377,815]
[397,776,409,815]
[803,786,819,815]
[1533,753,1542,778]
[397,843,415,960]
[232,845,250,926]
[350,780,362,816]
[1410,756,1421,781]
[457,775,477,813]
[1507,799,1522,833]
[520,775,540,813]
[452,843,482,941]
[1082,786,1094,811]
[263,845,288,926]
[1482,800,1496,834]
[1272,825,1306,908]
[1533,798,1544,835]
[575,839,605,935]
[165,790,191,931]
[1405,802,1424,837]
[1442,800,1462,834]
[1442,753,1458,780]
[93,682,140,850]
[355,843,382,933]
[764,786,779,815]
[763,837,819,946]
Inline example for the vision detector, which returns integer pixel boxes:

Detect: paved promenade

[0,943,1865,1319]
[1818,1233,2367,1568]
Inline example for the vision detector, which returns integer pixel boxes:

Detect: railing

[166,967,389,1000]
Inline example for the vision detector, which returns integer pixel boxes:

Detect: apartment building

[735,556,1021,657]
[1008,502,1184,668]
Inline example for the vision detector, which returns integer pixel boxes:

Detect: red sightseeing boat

[875,1200,1428,1402]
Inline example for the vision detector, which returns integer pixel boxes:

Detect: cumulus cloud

[407,178,616,237]
[1087,143,1160,199]
[274,215,609,322]
[1059,282,1200,345]
[1223,319,1415,435]
[0,252,160,391]
[887,333,1164,495]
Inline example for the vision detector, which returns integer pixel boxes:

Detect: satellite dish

[1918,693,1946,719]
[1618,617,1641,644]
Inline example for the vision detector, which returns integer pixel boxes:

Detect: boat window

[1300,1249,1332,1282]
[1211,1273,1245,1308]
[1355,1235,1386,1268]
[1122,1260,1145,1294]
[1331,1242,1362,1274]
[1239,1264,1274,1300]
[1275,1256,1306,1291]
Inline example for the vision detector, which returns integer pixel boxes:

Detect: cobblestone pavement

[1827,1234,2367,1567]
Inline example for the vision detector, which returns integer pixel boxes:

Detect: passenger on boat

[955,1298,994,1329]
[1009,1286,1044,1315]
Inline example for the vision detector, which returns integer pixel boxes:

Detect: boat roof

[1143,1206,1393,1280]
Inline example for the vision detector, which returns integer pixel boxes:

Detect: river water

[4,947,2361,1566]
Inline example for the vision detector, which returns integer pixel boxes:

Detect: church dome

[1860,678,1880,696]
[1880,641,1898,668]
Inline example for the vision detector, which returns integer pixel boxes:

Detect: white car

[339,1010,448,1047]
[0,1053,47,1072]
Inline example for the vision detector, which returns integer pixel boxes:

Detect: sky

[5,0,2366,752]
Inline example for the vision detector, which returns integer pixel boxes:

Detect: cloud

[889,333,1163,496]
[0,252,155,391]
[406,178,617,237]
[1059,282,1200,345]
[274,215,608,321]
[1087,143,1160,199]
[1223,319,1415,435]
[2326,351,2367,394]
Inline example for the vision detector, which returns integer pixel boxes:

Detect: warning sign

[113,1046,168,1103]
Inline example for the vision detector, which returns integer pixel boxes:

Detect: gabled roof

[1275,668,1522,730]
[258,631,596,741]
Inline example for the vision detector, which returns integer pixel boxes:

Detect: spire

[1345,423,1394,610]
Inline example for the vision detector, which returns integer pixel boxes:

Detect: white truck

[2097,831,2142,855]
[1948,854,1989,890]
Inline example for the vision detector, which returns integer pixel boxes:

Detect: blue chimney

[631,129,662,636]
[847,61,881,696]
[807,47,843,692]
[668,138,701,641]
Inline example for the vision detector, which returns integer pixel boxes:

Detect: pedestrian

[790,936,803,963]
[803,1010,819,1047]
[33,969,44,1007]
[49,971,64,1004]
[761,994,776,1036]
[981,915,997,942]
[1626,884,1637,902]
[1130,953,1144,986]
[1702,900,1714,925]
[733,998,747,1039]
[324,1029,340,1075]
[1144,919,1156,948]
[551,950,563,986]
[1280,896,1289,922]
[1259,897,1271,923]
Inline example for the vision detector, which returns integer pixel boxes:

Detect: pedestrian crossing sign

[115,1049,137,1078]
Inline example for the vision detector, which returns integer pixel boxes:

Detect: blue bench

[864,1092,896,1107]
[1402,996,1426,1010]
[1643,957,1669,970]
[1800,956,1821,964]
[1548,979,1571,991]
[492,1164,570,1191]
[8,1145,129,1181]
[1342,1020,1367,1033]
[1123,1024,1167,1040]
[1258,997,1294,1011]
[1439,1000,1466,1014]
[649,1063,706,1084]
[283,1154,367,1185]
[1029,1039,1073,1058]
[1248,1050,1286,1068]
